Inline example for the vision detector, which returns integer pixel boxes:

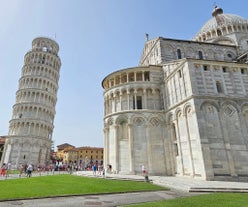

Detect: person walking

[92,164,97,176]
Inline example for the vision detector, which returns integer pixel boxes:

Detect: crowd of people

[0,162,148,179]
[0,162,106,178]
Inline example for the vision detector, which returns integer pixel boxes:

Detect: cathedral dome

[193,6,248,43]
[198,14,247,34]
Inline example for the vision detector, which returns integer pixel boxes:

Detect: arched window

[216,81,223,93]
[177,49,182,59]
[217,29,222,36]
[198,51,203,59]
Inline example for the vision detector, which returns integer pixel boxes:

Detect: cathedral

[102,6,248,181]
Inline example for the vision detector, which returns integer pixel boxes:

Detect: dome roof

[197,14,248,35]
[194,6,248,41]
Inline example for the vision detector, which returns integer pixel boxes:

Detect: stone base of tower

[1,136,52,170]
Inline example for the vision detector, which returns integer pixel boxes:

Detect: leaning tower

[1,37,61,169]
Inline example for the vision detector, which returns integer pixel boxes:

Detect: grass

[0,174,166,200]
[123,193,248,207]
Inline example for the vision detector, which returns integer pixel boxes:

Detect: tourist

[107,164,112,173]
[142,165,146,176]
[92,164,97,176]
[26,164,33,177]
[102,167,105,177]
[98,164,102,175]
[0,163,6,176]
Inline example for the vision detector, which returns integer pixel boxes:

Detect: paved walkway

[0,191,182,207]
[0,171,247,207]
[76,171,248,193]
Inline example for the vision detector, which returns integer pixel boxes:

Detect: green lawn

[0,174,166,200]
[123,193,248,207]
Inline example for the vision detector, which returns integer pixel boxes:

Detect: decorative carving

[133,117,144,126]
[224,105,234,117]
[108,118,113,125]
[150,117,160,126]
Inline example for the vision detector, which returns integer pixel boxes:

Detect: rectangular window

[178,70,182,78]
[203,65,209,71]
[129,73,134,81]
[136,72,142,81]
[222,67,227,73]
[174,143,179,156]
[241,68,247,74]
[177,49,182,59]
[144,71,150,81]
[137,96,142,109]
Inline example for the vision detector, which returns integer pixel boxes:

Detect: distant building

[1,37,61,169]
[63,148,78,164]
[77,146,104,167]
[102,6,248,181]
[56,143,103,168]
[56,143,75,151]
[56,143,75,161]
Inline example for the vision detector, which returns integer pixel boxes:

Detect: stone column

[134,90,137,110]
[109,96,113,114]
[145,124,152,174]
[127,90,130,110]
[113,94,116,113]
[184,113,195,177]
[128,124,134,173]
[225,144,237,177]
[27,123,31,135]
[119,75,122,84]
[166,123,175,175]
[38,125,41,137]
[201,139,214,180]
[106,96,110,115]
[143,89,147,109]
[175,119,184,176]
[219,112,237,177]
[103,127,109,170]
[120,92,122,111]
[114,125,119,172]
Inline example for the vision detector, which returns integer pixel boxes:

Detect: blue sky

[0,0,247,148]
